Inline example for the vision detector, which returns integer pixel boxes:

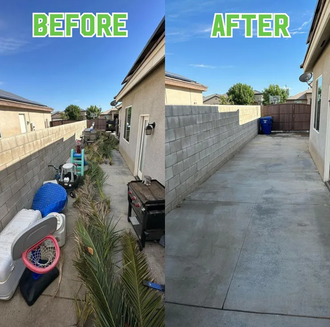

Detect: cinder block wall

[0,120,87,171]
[0,121,87,230]
[165,105,259,214]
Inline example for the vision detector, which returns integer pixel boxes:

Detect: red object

[76,140,82,154]
[135,203,140,208]
[22,235,60,274]
[132,196,136,201]
[128,191,132,195]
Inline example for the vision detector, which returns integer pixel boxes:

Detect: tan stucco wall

[217,105,261,125]
[0,120,86,171]
[0,108,51,138]
[165,85,204,105]
[309,42,330,181]
[119,63,165,185]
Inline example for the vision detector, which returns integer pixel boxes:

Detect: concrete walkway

[101,150,165,284]
[166,134,330,326]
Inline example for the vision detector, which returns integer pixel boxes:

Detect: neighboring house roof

[101,109,111,115]
[301,0,330,70]
[254,90,262,95]
[115,17,165,102]
[165,71,207,92]
[203,93,224,102]
[101,104,122,115]
[51,111,62,116]
[0,88,52,112]
[287,89,312,101]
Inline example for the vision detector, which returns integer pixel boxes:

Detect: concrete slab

[101,149,165,284]
[166,134,330,324]
[224,203,330,317]
[166,303,330,327]
[166,201,253,307]
[0,289,77,327]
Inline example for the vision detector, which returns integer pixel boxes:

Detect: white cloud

[0,37,29,54]
[290,16,312,36]
[190,64,216,69]
[190,64,236,69]
[291,31,307,35]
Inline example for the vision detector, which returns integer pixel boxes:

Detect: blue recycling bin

[259,116,273,135]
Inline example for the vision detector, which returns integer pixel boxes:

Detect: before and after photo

[0,0,330,326]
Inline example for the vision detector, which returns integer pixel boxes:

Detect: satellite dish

[299,72,313,83]
[110,100,117,107]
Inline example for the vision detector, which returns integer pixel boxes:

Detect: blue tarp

[32,183,67,217]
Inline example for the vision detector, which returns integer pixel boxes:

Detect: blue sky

[0,0,164,112]
[166,0,316,97]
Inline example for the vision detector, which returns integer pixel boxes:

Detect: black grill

[127,180,165,250]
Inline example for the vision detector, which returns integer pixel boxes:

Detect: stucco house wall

[0,109,51,138]
[119,63,165,185]
[308,42,330,181]
[218,105,261,125]
[165,85,204,105]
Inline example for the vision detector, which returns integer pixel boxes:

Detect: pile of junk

[0,140,88,306]
[82,122,99,144]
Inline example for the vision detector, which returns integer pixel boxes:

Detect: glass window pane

[124,106,132,142]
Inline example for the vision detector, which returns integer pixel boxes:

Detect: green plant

[227,83,255,105]
[74,177,164,327]
[74,207,126,327]
[219,94,232,105]
[64,104,82,120]
[262,84,290,105]
[86,105,102,120]
[122,232,165,327]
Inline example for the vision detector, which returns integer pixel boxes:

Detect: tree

[64,104,81,120]
[262,84,289,105]
[219,94,232,105]
[86,105,102,120]
[227,83,255,105]
[60,112,68,120]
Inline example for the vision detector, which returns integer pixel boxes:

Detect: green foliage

[262,84,290,105]
[86,105,102,120]
[74,178,126,327]
[122,232,165,327]
[227,83,255,105]
[73,134,163,327]
[74,177,164,327]
[60,112,68,120]
[219,94,232,105]
[84,135,119,165]
[64,104,81,120]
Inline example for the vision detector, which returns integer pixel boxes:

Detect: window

[314,76,322,131]
[124,106,132,142]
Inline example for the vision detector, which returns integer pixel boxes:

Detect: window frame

[124,106,132,142]
[313,75,322,132]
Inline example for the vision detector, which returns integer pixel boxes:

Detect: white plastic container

[0,209,41,300]
[45,212,66,247]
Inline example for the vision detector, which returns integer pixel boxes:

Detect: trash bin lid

[260,116,273,120]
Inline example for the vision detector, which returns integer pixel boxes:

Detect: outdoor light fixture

[146,122,156,136]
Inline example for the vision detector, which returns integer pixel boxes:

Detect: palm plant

[122,232,165,327]
[74,177,164,327]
